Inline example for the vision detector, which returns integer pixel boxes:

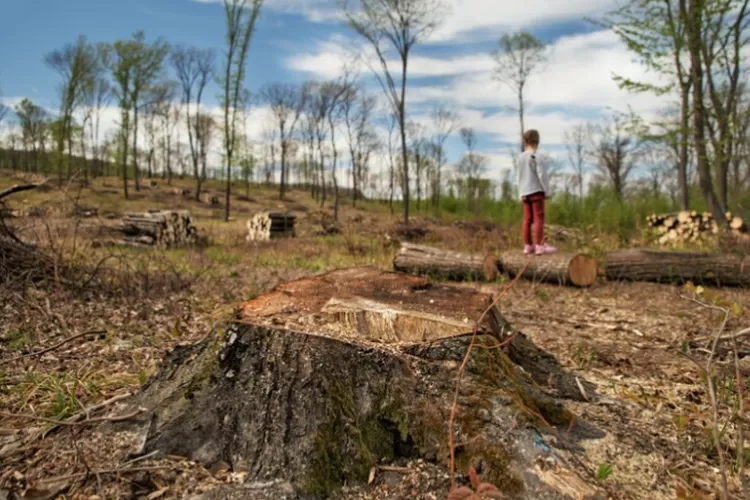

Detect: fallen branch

[34,465,172,487]
[0,329,107,366]
[0,183,38,202]
[0,392,135,455]
[0,408,141,427]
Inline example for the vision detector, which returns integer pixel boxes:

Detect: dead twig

[0,183,38,202]
[0,408,141,427]
[687,294,733,500]
[33,465,171,486]
[0,329,107,366]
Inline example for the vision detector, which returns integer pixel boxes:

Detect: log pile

[604,248,750,287]
[112,210,199,249]
[246,211,296,241]
[646,210,747,245]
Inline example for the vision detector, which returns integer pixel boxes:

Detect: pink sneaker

[523,244,535,254]
[535,243,558,255]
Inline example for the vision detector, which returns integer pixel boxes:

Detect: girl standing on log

[517,129,557,255]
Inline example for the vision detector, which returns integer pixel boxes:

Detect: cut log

[392,242,498,281]
[499,251,599,287]
[604,248,750,286]
[120,268,601,499]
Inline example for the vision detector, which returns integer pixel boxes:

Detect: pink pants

[522,192,545,246]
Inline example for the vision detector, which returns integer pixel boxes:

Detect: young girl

[516,129,557,255]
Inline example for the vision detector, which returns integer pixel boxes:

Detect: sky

[0,0,672,191]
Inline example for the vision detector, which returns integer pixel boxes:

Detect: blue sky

[0,0,670,190]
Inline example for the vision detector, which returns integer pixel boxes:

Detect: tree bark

[499,251,598,287]
[393,242,498,282]
[604,248,750,286]
[121,267,597,498]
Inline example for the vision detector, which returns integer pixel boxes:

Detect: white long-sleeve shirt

[516,150,550,198]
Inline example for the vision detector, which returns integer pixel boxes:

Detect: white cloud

[195,0,618,44]
[287,28,670,149]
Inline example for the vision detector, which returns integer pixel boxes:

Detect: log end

[567,253,598,287]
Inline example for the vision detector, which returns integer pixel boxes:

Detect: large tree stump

[393,242,498,281]
[120,268,602,499]
[499,251,598,287]
[604,248,750,286]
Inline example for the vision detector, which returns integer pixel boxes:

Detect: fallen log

[120,268,602,499]
[392,242,498,281]
[499,251,599,287]
[604,248,750,286]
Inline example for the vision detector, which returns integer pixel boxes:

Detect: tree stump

[604,248,750,286]
[393,243,498,282]
[120,268,602,499]
[499,251,599,287]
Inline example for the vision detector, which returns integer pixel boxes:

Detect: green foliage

[596,463,614,481]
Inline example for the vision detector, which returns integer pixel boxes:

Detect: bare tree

[490,31,548,152]
[564,123,588,200]
[341,85,378,206]
[171,45,216,200]
[15,98,49,173]
[221,0,263,221]
[82,72,111,178]
[385,112,398,212]
[195,112,215,184]
[407,120,429,211]
[428,105,459,210]
[341,0,448,223]
[0,83,8,126]
[158,99,180,184]
[322,79,354,221]
[261,82,307,199]
[261,123,277,185]
[587,113,644,200]
[457,126,488,213]
[45,35,99,183]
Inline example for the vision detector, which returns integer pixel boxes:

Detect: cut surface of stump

[499,251,598,287]
[122,267,602,499]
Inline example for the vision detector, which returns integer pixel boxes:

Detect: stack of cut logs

[646,210,747,245]
[246,212,296,241]
[115,209,199,249]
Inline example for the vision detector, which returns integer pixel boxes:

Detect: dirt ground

[1,172,749,499]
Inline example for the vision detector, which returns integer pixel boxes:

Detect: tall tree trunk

[400,55,410,224]
[132,105,141,192]
[685,0,725,225]
[121,108,130,200]
[678,86,690,210]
